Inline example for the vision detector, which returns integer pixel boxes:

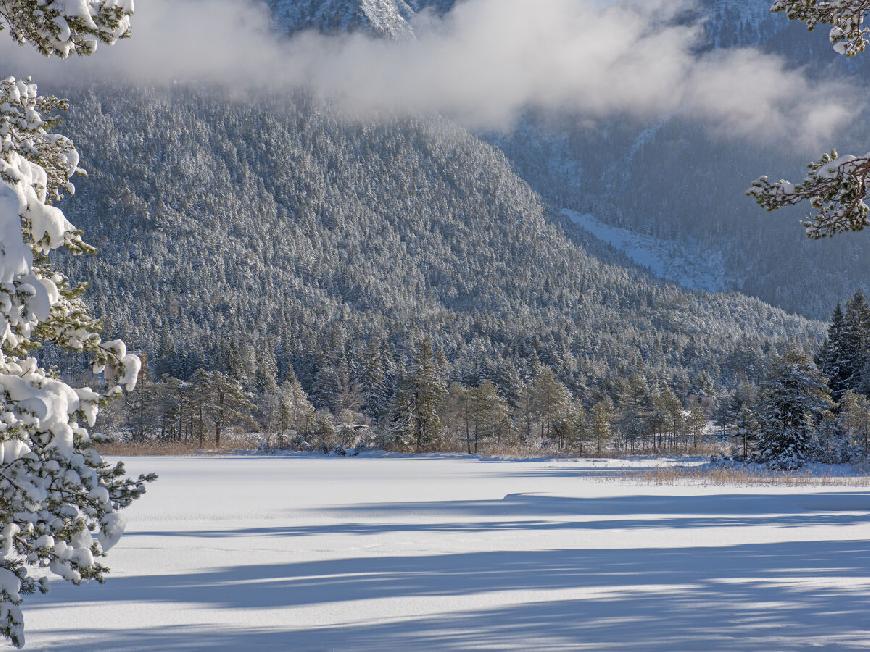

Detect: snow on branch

[749,151,870,238]
[771,0,870,56]
[0,4,148,648]
[0,75,153,649]
[752,2,870,237]
[0,0,133,57]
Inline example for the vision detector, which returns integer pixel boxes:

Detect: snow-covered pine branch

[749,2,870,237]
[771,0,870,56]
[748,151,870,238]
[0,0,133,57]
[0,1,150,648]
[0,74,153,650]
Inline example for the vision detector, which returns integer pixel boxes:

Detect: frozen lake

[26,455,870,650]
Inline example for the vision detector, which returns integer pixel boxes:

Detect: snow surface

[25,455,870,650]
[563,209,728,292]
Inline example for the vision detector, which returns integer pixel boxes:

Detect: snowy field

[25,455,870,650]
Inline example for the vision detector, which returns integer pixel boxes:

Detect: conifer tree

[816,293,870,400]
[361,337,391,422]
[591,399,613,455]
[772,0,870,56]
[408,337,446,452]
[756,350,835,469]
[277,378,315,440]
[312,360,342,413]
[441,382,470,453]
[817,303,849,399]
[725,379,759,458]
[0,2,153,646]
[839,389,870,457]
[388,338,446,452]
[468,380,508,453]
[735,403,760,460]
[685,400,708,451]
[529,366,569,447]
[560,404,589,454]
[224,339,257,390]
[387,380,416,451]
[195,371,255,447]
[840,291,870,394]
[0,0,133,57]
[254,341,278,396]
[616,374,651,453]
[656,386,683,452]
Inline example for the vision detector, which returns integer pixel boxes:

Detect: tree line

[716,291,870,469]
[99,337,713,457]
[97,291,870,469]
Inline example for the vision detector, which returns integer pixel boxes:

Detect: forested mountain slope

[51,87,818,399]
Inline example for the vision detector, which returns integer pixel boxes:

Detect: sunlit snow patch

[562,209,727,293]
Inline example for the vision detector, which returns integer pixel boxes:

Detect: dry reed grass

[637,466,870,487]
[98,433,261,457]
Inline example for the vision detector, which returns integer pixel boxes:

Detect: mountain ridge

[269,0,454,38]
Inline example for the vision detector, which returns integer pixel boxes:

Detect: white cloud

[0,0,856,146]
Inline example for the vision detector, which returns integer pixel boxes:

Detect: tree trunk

[198,404,204,447]
[464,397,472,455]
[215,388,225,448]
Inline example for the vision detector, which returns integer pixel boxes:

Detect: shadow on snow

[33,538,870,650]
[29,490,870,650]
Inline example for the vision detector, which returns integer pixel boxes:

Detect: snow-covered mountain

[271,0,782,44]
[269,0,454,38]
[702,0,786,47]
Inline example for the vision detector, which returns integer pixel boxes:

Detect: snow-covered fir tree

[839,291,870,390]
[756,350,835,469]
[816,291,870,399]
[361,337,393,423]
[0,2,153,647]
[0,0,133,57]
[591,399,613,455]
[388,337,446,452]
[839,389,870,456]
[195,371,254,447]
[467,380,509,453]
[817,302,849,398]
[276,377,315,443]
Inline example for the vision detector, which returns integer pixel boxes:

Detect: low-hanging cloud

[0,0,857,146]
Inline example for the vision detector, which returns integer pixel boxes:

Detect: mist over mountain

[255,0,869,319]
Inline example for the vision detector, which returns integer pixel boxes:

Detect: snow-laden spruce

[756,350,835,469]
[0,75,152,650]
[0,1,151,648]
[0,0,133,57]
[751,1,870,237]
